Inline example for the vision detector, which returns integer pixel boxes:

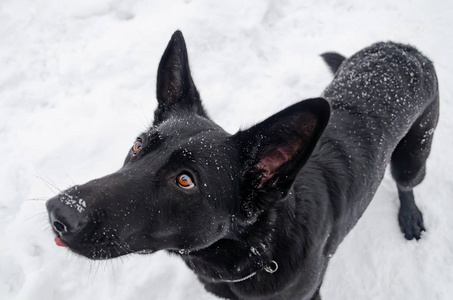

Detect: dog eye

[177,173,195,189]
[132,138,143,154]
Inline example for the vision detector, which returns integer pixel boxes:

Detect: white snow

[1,0,452,299]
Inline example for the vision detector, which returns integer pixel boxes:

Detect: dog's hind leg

[390,97,439,240]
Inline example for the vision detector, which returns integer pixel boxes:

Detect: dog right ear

[154,31,208,125]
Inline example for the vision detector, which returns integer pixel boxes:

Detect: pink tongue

[54,236,68,247]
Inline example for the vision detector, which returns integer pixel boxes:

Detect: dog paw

[398,205,426,240]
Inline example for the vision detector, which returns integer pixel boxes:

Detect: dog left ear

[154,31,208,125]
[231,98,331,217]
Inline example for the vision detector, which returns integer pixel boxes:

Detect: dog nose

[46,194,88,236]
[51,216,69,234]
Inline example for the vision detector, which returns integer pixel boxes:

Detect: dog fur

[46,31,439,299]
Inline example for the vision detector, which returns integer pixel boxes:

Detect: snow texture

[1,0,452,299]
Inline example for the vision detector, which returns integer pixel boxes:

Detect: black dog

[46,31,439,299]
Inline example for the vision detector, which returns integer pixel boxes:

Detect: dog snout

[46,194,88,236]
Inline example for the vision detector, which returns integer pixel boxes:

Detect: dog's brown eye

[132,138,142,154]
[177,174,195,189]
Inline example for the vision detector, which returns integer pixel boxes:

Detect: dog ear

[231,98,331,218]
[154,31,207,125]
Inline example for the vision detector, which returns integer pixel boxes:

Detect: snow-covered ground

[1,0,452,299]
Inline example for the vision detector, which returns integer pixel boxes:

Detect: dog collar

[216,260,279,283]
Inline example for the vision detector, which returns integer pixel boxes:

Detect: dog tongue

[54,236,68,247]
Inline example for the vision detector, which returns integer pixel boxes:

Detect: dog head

[46,31,330,260]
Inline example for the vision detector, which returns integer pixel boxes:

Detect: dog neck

[178,238,278,284]
[178,193,300,284]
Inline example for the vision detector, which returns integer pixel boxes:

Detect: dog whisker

[113,241,131,255]
[34,174,62,195]
[64,173,77,186]
[24,211,49,225]
[26,198,47,202]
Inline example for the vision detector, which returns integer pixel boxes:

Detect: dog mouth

[51,224,159,260]
[58,238,140,260]
[136,249,154,255]
[51,228,133,260]
[54,236,68,247]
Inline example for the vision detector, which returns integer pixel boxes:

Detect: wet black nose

[46,194,88,236]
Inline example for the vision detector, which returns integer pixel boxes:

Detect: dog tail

[320,52,346,74]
